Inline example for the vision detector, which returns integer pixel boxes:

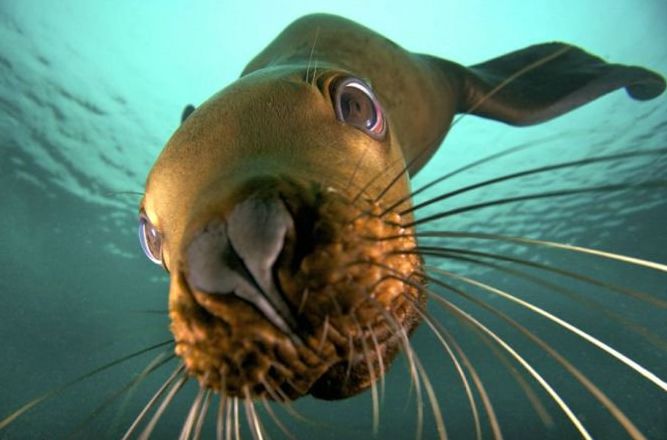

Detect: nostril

[185,195,300,341]
[226,195,294,276]
[185,221,239,295]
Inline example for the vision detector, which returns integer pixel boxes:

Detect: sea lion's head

[140,66,425,400]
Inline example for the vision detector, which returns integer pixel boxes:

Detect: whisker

[371,156,416,204]
[260,377,314,426]
[305,27,320,84]
[426,265,667,392]
[381,132,593,216]
[121,363,185,440]
[104,190,144,198]
[225,394,233,440]
[352,155,404,204]
[412,245,667,308]
[138,372,188,440]
[192,389,213,440]
[368,324,386,405]
[297,288,310,315]
[480,330,554,429]
[427,289,593,440]
[377,272,499,440]
[368,298,425,440]
[411,306,483,440]
[317,315,330,353]
[0,339,173,431]
[261,396,296,440]
[345,334,356,386]
[356,260,589,438]
[434,322,503,440]
[402,180,667,229]
[244,390,265,440]
[251,400,266,440]
[398,148,667,217]
[355,320,380,436]
[217,394,227,440]
[68,350,174,438]
[427,249,657,428]
[414,353,448,440]
[425,247,660,425]
[233,398,240,440]
[179,387,206,440]
[417,247,667,350]
[345,141,372,192]
[423,268,648,439]
[415,230,667,274]
[128,309,169,315]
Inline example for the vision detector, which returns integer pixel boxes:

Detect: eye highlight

[138,213,162,265]
[332,77,386,140]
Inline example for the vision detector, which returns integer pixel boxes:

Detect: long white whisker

[217,394,227,440]
[345,334,355,385]
[193,390,213,440]
[418,231,667,273]
[372,301,424,440]
[357,260,586,438]
[414,354,448,440]
[261,396,296,440]
[438,323,504,440]
[233,398,240,440]
[179,387,206,440]
[479,332,554,429]
[392,243,665,308]
[427,265,667,392]
[427,291,593,440]
[122,363,185,440]
[138,373,188,440]
[418,247,667,350]
[0,340,173,431]
[244,392,264,440]
[225,394,233,440]
[368,324,387,405]
[412,306,483,440]
[425,270,647,438]
[69,351,174,438]
[357,321,380,436]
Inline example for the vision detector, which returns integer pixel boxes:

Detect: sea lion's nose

[185,195,299,340]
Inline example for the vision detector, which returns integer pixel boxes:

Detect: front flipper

[452,43,665,126]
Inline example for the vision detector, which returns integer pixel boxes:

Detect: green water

[1,1,665,439]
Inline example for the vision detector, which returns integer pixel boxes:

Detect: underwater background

[0,0,665,439]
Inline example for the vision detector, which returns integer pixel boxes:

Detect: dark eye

[332,77,386,139]
[138,214,162,265]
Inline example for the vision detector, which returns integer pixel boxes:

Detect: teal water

[0,1,665,439]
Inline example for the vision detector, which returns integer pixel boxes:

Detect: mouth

[169,181,424,400]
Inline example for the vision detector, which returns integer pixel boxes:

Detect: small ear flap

[458,43,665,126]
[181,104,196,123]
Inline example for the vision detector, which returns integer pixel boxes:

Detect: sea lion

[2,12,665,439]
[139,13,664,406]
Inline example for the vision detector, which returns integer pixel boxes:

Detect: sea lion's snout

[185,195,299,341]
[164,175,425,400]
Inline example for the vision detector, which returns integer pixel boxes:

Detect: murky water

[1,1,665,439]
